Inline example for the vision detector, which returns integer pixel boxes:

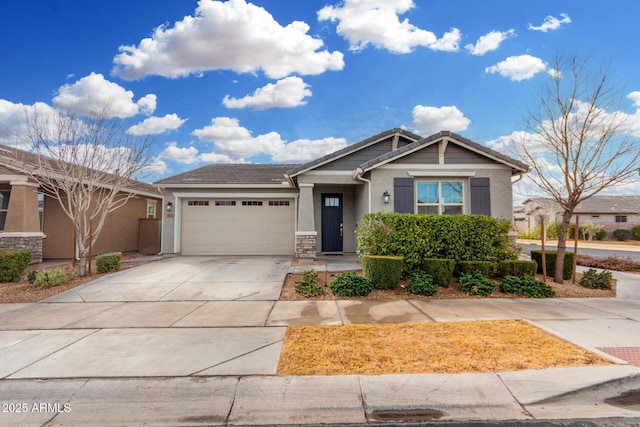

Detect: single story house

[155,129,529,258]
[0,145,163,262]
[522,196,640,235]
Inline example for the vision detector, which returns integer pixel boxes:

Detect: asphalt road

[519,243,640,262]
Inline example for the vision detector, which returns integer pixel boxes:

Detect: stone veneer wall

[0,234,44,263]
[295,232,317,259]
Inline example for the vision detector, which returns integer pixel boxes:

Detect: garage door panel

[181,199,295,255]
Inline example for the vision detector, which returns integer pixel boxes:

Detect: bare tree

[516,55,640,282]
[9,106,152,276]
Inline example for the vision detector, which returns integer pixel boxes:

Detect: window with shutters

[416,181,463,215]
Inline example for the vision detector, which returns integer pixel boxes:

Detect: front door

[321,193,343,252]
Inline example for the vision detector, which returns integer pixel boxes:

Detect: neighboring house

[0,146,163,263]
[155,129,529,258]
[522,196,640,235]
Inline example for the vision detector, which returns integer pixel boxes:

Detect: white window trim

[146,199,157,219]
[415,180,465,215]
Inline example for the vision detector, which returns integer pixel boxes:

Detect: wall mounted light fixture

[383,191,390,204]
[166,201,173,212]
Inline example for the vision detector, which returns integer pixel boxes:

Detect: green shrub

[27,270,38,284]
[329,271,372,297]
[361,255,404,290]
[500,275,555,298]
[406,271,437,296]
[295,269,324,297]
[423,258,456,287]
[594,228,607,241]
[32,268,77,290]
[497,260,537,277]
[357,212,517,275]
[579,269,613,290]
[530,250,574,280]
[546,221,562,239]
[456,261,496,278]
[96,252,122,273]
[459,271,495,296]
[632,225,640,240]
[579,221,604,242]
[613,229,631,241]
[518,226,541,240]
[0,249,32,282]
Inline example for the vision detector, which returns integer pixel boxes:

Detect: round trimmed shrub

[613,229,631,241]
[329,271,372,297]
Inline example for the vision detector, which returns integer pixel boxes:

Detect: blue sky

[1,0,639,199]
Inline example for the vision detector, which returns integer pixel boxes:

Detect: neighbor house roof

[285,128,422,177]
[523,196,640,214]
[358,131,530,175]
[0,145,161,198]
[154,164,298,187]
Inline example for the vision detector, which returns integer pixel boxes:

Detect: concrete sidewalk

[0,256,639,425]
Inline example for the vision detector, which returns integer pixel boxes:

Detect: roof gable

[286,128,421,177]
[358,131,529,175]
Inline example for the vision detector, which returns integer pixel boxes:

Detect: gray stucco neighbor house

[154,129,529,258]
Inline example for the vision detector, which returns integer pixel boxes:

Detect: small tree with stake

[516,54,640,283]
[8,105,152,276]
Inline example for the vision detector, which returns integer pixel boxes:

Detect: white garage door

[181,198,295,255]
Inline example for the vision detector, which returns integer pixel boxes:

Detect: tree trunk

[554,210,573,283]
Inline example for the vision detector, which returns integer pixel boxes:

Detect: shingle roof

[358,131,529,174]
[154,163,298,186]
[286,128,422,177]
[523,196,640,214]
[0,144,160,197]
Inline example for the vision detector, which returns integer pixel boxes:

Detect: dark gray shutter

[470,177,491,215]
[394,178,414,213]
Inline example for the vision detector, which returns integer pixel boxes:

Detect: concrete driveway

[0,256,292,379]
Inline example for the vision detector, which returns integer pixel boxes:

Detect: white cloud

[198,152,240,164]
[144,158,168,175]
[137,94,157,115]
[272,137,348,162]
[465,29,515,56]
[52,72,154,118]
[159,141,200,164]
[0,100,60,148]
[485,55,547,81]
[223,77,312,110]
[127,114,187,135]
[318,0,460,53]
[628,91,640,107]
[112,0,344,80]
[411,105,471,135]
[191,116,347,162]
[528,13,571,32]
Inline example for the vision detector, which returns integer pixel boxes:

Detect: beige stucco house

[156,129,529,258]
[0,146,162,262]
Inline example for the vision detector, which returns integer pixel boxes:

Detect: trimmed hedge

[497,260,537,277]
[530,250,574,280]
[0,249,32,282]
[423,258,456,287]
[457,261,495,278]
[96,252,122,274]
[357,212,517,275]
[361,255,404,290]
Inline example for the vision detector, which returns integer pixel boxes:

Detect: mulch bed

[280,270,617,301]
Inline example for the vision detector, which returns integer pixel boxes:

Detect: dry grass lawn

[277,320,612,376]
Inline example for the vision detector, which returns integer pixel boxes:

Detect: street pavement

[0,255,639,426]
